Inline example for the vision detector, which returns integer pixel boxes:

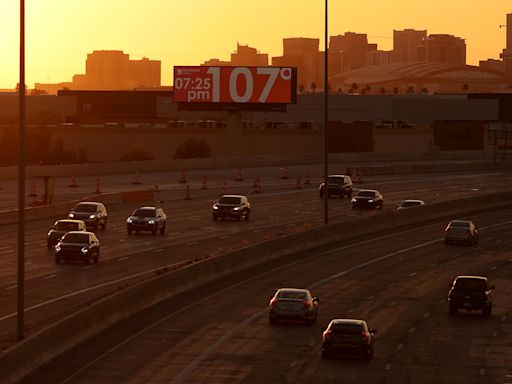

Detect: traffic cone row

[184,184,191,200]
[179,170,187,183]
[69,176,78,188]
[281,166,289,179]
[200,175,208,189]
[254,175,261,193]
[95,179,101,194]
[304,171,311,185]
[295,176,302,189]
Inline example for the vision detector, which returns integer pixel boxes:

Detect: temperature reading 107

[173,66,295,104]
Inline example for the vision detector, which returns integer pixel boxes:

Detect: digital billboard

[173,66,296,108]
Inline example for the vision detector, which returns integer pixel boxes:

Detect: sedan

[212,195,251,221]
[321,319,377,360]
[397,199,425,210]
[444,220,479,245]
[268,288,319,325]
[47,219,86,249]
[351,189,384,210]
[127,206,167,235]
[55,231,100,265]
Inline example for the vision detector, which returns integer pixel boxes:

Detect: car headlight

[351,198,356,203]
[233,206,241,211]
[148,220,155,224]
[127,218,133,223]
[68,213,74,218]
[89,214,96,219]
[368,199,374,203]
[47,231,52,236]
[213,205,219,210]
[55,245,61,252]
[81,247,89,254]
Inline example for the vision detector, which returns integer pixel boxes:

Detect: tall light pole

[323,0,329,224]
[17,0,26,340]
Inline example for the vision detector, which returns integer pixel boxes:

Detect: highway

[18,208,512,383]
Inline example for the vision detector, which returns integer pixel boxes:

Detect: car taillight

[270,299,278,308]
[361,331,370,341]
[323,330,332,341]
[303,300,312,308]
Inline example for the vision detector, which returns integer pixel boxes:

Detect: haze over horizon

[0,0,510,89]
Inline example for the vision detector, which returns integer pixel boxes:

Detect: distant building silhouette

[500,12,512,78]
[330,32,376,71]
[479,59,506,74]
[419,34,466,65]
[231,43,268,66]
[393,29,427,62]
[35,50,161,94]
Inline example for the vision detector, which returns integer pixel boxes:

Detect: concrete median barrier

[2,190,512,383]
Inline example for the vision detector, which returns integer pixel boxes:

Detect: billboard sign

[173,66,296,105]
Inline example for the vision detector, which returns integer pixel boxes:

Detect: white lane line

[423,312,430,318]
[154,249,164,253]
[480,368,485,376]
[81,266,92,270]
[409,327,415,333]
[290,361,298,367]
[490,266,497,271]
[118,257,130,261]
[409,272,416,277]
[186,242,197,246]
[385,363,391,370]
[44,274,56,280]
[253,229,263,232]
[285,223,295,227]
[5,285,17,290]
[397,343,403,350]
[269,216,279,220]
[220,235,230,239]
[0,245,13,251]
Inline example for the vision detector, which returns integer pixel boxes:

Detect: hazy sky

[0,1,510,89]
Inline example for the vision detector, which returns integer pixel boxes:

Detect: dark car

[212,195,251,221]
[55,231,100,265]
[47,219,86,249]
[268,288,319,325]
[321,319,376,360]
[448,275,494,316]
[68,202,108,230]
[444,220,479,245]
[397,199,425,210]
[127,206,167,235]
[319,175,353,198]
[351,189,384,210]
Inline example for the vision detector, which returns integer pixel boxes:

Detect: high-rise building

[330,32,373,71]
[420,34,466,64]
[393,29,427,62]
[230,44,268,66]
[500,13,512,78]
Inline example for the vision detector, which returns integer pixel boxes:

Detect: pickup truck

[448,275,495,316]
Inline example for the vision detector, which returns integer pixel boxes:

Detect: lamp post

[17,0,26,340]
[323,0,329,224]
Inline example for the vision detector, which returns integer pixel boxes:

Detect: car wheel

[245,212,250,221]
[160,222,166,234]
[352,205,357,210]
[483,303,492,317]
[473,236,479,246]
[449,304,458,316]
[152,225,157,235]
[237,213,242,222]
[94,250,99,264]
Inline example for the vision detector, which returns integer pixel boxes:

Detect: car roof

[55,219,85,224]
[220,194,246,198]
[449,219,472,224]
[455,275,487,281]
[75,201,104,206]
[64,230,94,235]
[327,174,348,178]
[136,206,156,210]
[277,288,310,293]
[358,189,379,193]
[330,319,366,325]
[402,199,425,203]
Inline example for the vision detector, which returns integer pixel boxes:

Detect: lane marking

[409,327,415,333]
[480,368,485,376]
[154,249,164,253]
[118,257,129,261]
[397,343,403,350]
[5,285,17,290]
[385,363,391,370]
[220,235,230,239]
[186,242,197,246]
[409,272,417,277]
[423,312,430,318]
[44,274,56,280]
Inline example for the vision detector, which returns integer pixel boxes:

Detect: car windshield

[133,209,155,217]
[450,221,470,228]
[454,279,487,290]
[277,290,307,300]
[401,201,421,208]
[327,177,342,184]
[62,233,89,243]
[73,204,97,213]
[54,222,80,231]
[218,196,242,205]
[357,191,376,198]
[330,322,365,334]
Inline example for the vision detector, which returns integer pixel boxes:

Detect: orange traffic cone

[154,179,160,191]
[304,171,311,185]
[221,180,227,195]
[295,176,302,189]
[254,175,262,193]
[179,170,187,183]
[235,168,244,181]
[200,175,208,189]
[132,171,142,185]
[29,181,37,197]
[281,166,289,179]
[95,179,101,194]
[184,184,191,200]
[69,175,78,188]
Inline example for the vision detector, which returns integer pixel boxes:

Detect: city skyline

[0,0,510,89]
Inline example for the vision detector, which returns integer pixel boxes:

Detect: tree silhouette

[393,87,400,95]
[298,84,305,94]
[379,87,386,94]
[350,83,359,94]
[462,84,469,93]
[310,82,317,93]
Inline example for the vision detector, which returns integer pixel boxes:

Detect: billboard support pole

[323,0,329,224]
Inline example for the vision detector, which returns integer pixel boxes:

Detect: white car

[397,199,425,210]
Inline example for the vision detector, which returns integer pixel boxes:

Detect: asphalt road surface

[19,208,512,384]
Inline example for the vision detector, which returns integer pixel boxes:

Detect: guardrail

[2,189,512,383]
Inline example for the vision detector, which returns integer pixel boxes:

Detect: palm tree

[298,85,305,94]
[350,83,359,94]
[406,85,415,94]
[310,82,317,93]
[421,87,429,94]
[379,87,386,94]
[393,87,400,95]
[462,84,469,94]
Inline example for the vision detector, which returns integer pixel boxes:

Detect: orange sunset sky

[0,0,510,89]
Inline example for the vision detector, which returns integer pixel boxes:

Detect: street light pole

[17,0,26,340]
[323,0,329,224]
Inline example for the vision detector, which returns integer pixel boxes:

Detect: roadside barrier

[235,168,244,181]
[200,175,208,190]
[68,176,78,188]
[184,184,191,200]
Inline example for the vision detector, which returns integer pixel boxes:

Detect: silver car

[268,288,319,325]
[445,220,479,245]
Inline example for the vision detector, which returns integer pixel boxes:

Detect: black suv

[68,202,108,230]
[319,175,353,198]
[212,195,251,221]
[448,275,495,316]
[351,189,384,210]
[321,319,377,360]
[55,231,100,265]
[127,206,167,235]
